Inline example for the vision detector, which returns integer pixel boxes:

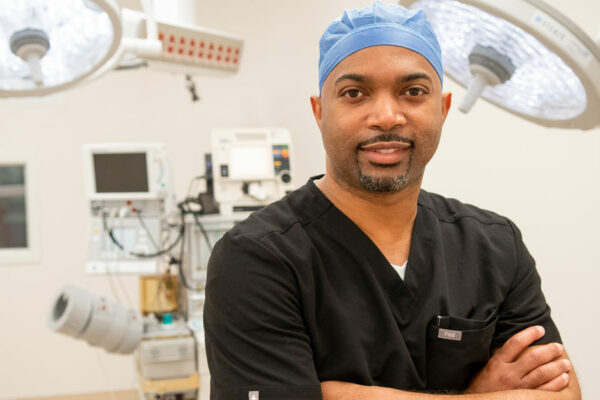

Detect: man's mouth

[359,141,412,165]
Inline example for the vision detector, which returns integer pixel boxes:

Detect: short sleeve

[491,220,562,348]
[204,232,322,400]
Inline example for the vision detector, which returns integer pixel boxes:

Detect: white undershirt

[390,260,408,280]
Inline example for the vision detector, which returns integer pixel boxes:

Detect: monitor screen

[229,146,271,179]
[93,153,149,193]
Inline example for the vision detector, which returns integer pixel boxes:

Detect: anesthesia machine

[48,128,294,400]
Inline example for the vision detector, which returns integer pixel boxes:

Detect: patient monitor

[83,143,170,201]
[211,128,294,214]
[82,143,172,274]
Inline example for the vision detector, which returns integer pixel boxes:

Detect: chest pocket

[425,312,498,392]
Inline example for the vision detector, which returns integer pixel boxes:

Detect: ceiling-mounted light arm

[115,8,244,77]
[120,0,161,58]
[120,37,161,59]
[140,0,158,41]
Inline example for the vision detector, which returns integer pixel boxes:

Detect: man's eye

[343,89,363,98]
[406,88,426,96]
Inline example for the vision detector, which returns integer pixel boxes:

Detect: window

[0,165,27,247]
[0,154,38,263]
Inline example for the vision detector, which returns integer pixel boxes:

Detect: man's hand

[466,326,572,393]
[321,326,580,400]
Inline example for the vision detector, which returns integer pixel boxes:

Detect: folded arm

[322,326,581,400]
[321,381,579,400]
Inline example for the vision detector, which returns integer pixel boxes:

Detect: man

[204,2,581,399]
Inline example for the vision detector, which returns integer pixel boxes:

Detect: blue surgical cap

[318,1,443,93]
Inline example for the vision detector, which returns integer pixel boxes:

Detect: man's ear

[310,95,322,130]
[441,92,452,124]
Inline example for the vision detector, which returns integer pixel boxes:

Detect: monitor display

[229,146,271,179]
[93,153,149,193]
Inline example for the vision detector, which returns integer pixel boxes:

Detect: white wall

[0,0,598,398]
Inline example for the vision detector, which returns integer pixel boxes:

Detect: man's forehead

[326,45,439,87]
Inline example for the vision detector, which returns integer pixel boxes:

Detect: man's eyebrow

[398,73,433,84]
[334,73,371,85]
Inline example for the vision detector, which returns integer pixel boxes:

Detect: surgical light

[0,0,122,97]
[402,0,600,130]
[0,0,243,98]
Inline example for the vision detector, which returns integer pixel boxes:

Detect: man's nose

[366,94,406,131]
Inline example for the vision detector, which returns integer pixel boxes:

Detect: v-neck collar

[305,177,438,387]
[306,178,436,310]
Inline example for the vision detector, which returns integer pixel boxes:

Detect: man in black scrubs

[204,2,581,400]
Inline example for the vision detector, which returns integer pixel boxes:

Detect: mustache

[357,133,414,148]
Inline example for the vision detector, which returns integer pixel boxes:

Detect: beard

[355,133,414,193]
[357,154,412,192]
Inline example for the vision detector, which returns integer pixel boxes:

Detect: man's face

[311,45,451,193]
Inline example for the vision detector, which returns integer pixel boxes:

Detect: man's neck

[315,174,420,265]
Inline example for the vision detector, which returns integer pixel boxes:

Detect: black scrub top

[204,178,561,400]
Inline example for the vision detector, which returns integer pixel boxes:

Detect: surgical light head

[402,0,600,130]
[0,0,122,97]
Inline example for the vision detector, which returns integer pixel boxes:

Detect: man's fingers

[516,343,565,377]
[535,372,570,392]
[494,326,545,363]
[521,357,571,388]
